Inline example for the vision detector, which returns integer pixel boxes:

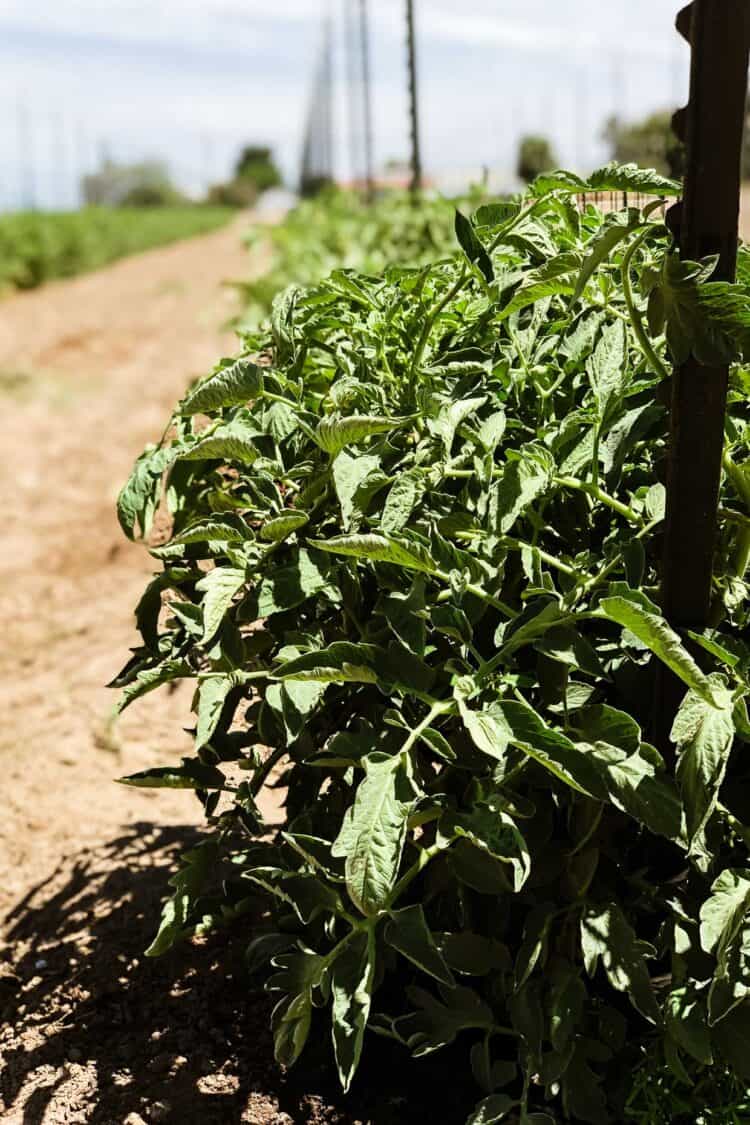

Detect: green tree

[516,134,557,183]
[234,146,282,193]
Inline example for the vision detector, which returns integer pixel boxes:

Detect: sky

[0,0,690,210]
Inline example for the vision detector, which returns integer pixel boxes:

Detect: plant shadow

[0,822,474,1125]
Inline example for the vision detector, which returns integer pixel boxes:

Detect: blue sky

[0,0,689,209]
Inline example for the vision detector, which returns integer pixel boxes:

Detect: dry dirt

[0,220,474,1125]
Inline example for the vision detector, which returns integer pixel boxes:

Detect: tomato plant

[115,163,750,1123]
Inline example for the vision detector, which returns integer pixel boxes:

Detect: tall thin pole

[657,1,750,739]
[358,0,375,202]
[405,0,422,196]
[343,0,362,189]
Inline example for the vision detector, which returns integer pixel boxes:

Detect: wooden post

[406,0,422,197]
[657,1,750,736]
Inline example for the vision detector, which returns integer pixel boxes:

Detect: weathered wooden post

[657,0,750,737]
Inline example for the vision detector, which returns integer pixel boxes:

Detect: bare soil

[0,221,473,1124]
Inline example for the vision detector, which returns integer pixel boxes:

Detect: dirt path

[0,218,267,919]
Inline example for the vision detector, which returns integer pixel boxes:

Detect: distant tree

[602,112,685,179]
[82,160,183,207]
[516,135,557,184]
[234,146,282,193]
[604,101,750,181]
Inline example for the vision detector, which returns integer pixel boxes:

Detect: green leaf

[381,468,425,534]
[549,970,587,1051]
[195,674,237,750]
[699,869,750,959]
[581,903,659,1023]
[309,533,437,574]
[146,842,218,956]
[499,252,579,318]
[573,212,642,303]
[599,585,717,704]
[260,511,309,542]
[178,418,261,464]
[443,801,531,892]
[331,928,376,1091]
[586,161,681,197]
[118,758,227,790]
[332,753,413,915]
[117,444,173,539]
[180,356,264,415]
[117,658,190,712]
[315,414,397,456]
[666,985,713,1065]
[333,451,381,530]
[490,443,555,534]
[253,548,338,618]
[275,642,381,685]
[385,905,456,986]
[455,210,494,283]
[196,566,246,642]
[588,319,627,422]
[671,673,735,846]
[466,1094,516,1125]
[268,947,326,1067]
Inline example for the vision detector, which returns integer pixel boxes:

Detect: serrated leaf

[586,161,681,197]
[180,356,264,414]
[146,842,218,956]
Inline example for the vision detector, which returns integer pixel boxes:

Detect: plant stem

[620,227,670,382]
[554,474,643,525]
[409,266,467,380]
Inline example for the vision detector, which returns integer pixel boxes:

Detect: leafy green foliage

[0,207,231,292]
[116,168,750,1123]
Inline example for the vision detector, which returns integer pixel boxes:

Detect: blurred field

[0,207,233,292]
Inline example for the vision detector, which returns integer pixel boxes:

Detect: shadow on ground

[0,823,475,1125]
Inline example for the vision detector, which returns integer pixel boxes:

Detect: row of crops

[115,167,750,1124]
[0,206,233,292]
